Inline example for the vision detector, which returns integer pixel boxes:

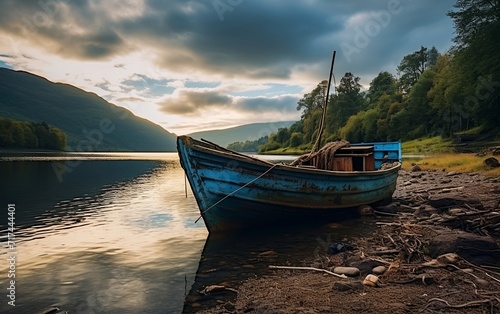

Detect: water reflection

[0,153,379,313]
[0,154,208,313]
[0,158,164,228]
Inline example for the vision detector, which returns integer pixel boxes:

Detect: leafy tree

[448,0,500,130]
[427,54,472,137]
[33,122,50,148]
[448,0,500,49]
[427,46,440,68]
[22,124,39,148]
[337,72,362,94]
[339,112,364,142]
[257,138,280,153]
[389,69,437,140]
[302,109,323,144]
[367,71,397,102]
[11,121,26,147]
[296,80,328,119]
[275,127,290,144]
[46,127,67,150]
[360,108,380,142]
[326,72,365,136]
[289,132,303,147]
[397,46,429,94]
[0,119,15,147]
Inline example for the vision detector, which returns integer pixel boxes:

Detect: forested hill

[188,121,295,147]
[0,68,177,151]
[258,1,499,153]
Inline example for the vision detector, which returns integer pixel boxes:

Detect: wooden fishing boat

[177,135,401,232]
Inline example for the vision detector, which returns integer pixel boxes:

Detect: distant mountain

[0,68,177,151]
[188,121,296,147]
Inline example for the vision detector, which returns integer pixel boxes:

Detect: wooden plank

[365,154,375,171]
[333,157,352,171]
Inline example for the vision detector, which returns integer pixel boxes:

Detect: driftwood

[269,265,347,279]
[440,210,500,236]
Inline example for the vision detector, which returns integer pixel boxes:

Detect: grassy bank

[401,136,454,155]
[401,135,500,176]
[403,153,500,177]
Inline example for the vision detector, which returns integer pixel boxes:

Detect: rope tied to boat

[289,140,349,170]
[194,163,278,223]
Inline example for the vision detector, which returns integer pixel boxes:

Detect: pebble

[333,266,360,277]
[362,274,379,287]
[411,165,421,172]
[372,266,387,275]
[357,205,373,216]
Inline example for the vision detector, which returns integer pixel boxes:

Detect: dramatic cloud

[159,89,233,115]
[0,0,456,133]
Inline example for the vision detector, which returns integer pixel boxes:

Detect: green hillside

[188,121,295,147]
[0,68,177,151]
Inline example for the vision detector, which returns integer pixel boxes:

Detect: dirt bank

[198,169,500,314]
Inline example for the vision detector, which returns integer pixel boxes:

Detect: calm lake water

[0,153,375,313]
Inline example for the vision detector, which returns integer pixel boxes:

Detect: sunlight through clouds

[0,0,455,134]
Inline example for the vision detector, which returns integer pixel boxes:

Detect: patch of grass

[454,126,483,135]
[402,136,454,155]
[403,153,500,177]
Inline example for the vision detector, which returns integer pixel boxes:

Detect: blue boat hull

[177,136,401,232]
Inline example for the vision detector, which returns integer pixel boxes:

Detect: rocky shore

[198,168,500,314]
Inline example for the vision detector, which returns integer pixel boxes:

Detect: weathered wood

[269,265,347,278]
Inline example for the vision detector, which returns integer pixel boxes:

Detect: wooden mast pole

[310,50,336,154]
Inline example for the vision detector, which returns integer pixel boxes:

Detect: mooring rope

[194,163,278,223]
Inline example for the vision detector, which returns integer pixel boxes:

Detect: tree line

[0,117,67,150]
[256,0,499,153]
[228,135,269,152]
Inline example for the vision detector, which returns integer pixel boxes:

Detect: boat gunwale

[186,140,401,177]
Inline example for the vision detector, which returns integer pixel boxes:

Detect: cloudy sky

[0,0,456,134]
